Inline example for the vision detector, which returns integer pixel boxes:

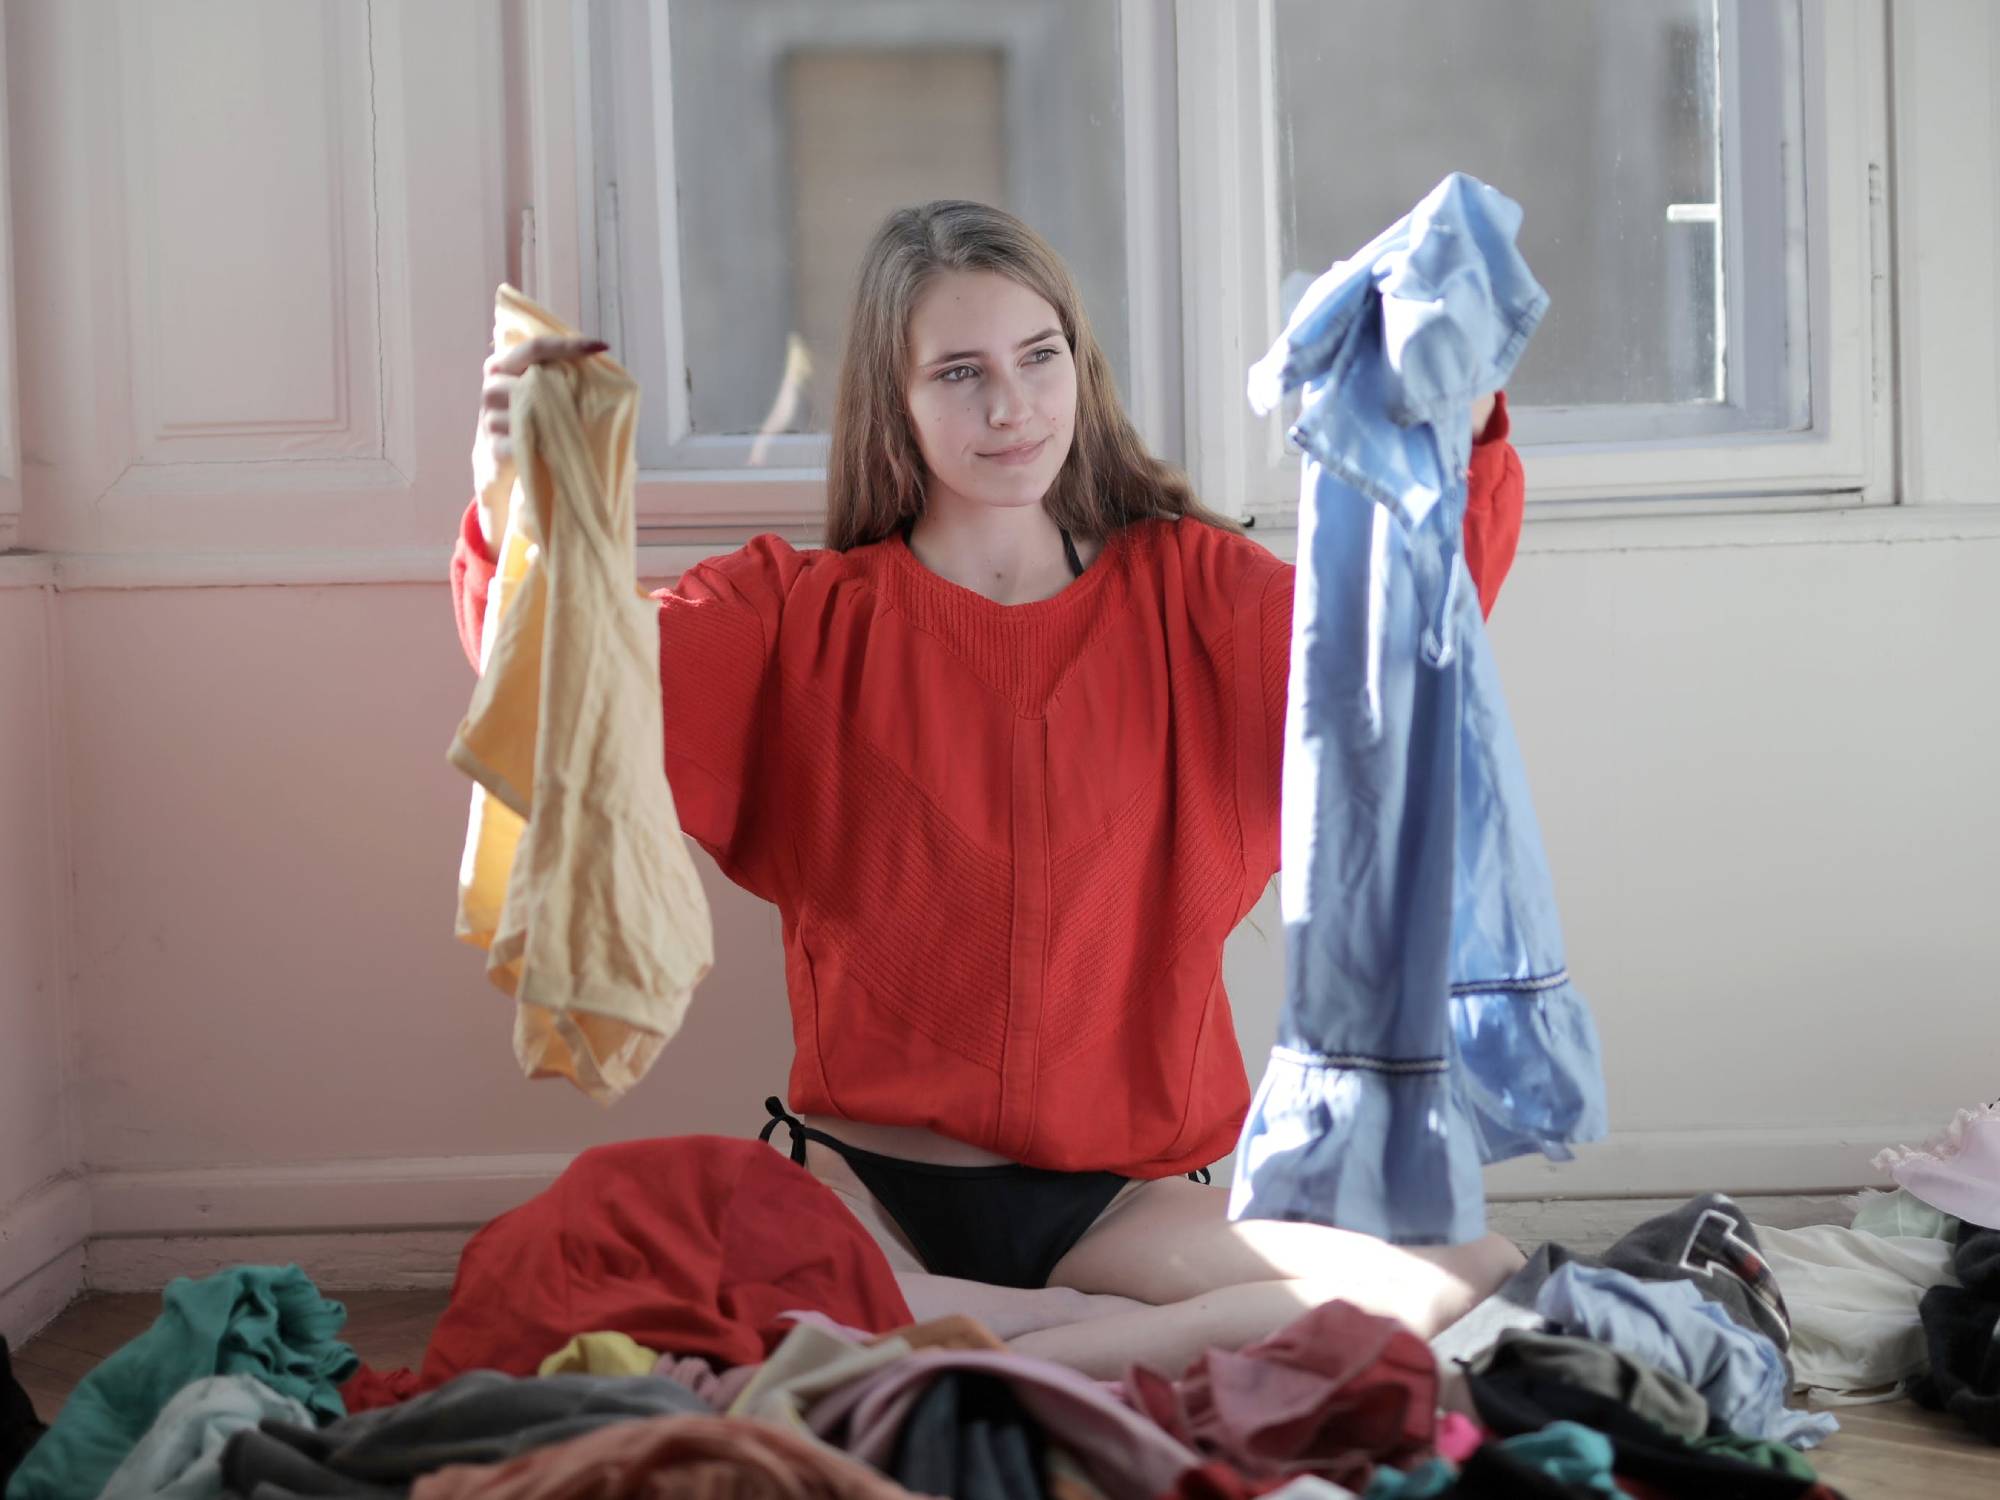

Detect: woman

[454,200,1527,1379]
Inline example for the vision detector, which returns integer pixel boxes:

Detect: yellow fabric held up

[449,284,713,1104]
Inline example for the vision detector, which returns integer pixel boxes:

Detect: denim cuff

[1228,1051,1490,1246]
[1228,977,1607,1246]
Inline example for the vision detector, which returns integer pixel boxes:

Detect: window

[543,0,1886,532]
[1274,0,1805,441]
[583,0,1143,526]
[1179,0,1885,519]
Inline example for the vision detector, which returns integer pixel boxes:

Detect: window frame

[528,0,1182,536]
[1177,0,1894,528]
[526,0,1893,540]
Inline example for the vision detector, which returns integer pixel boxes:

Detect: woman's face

[903,270,1077,516]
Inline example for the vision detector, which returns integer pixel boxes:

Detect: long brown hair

[824,200,1238,551]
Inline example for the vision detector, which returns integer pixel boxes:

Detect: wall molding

[0,1129,1905,1342]
[0,551,53,588]
[11,496,2000,592]
[1483,1122,1903,1201]
[10,540,739,590]
[0,1247,85,1351]
[88,1151,572,1238]
[0,1175,90,1344]
[88,1231,471,1295]
[10,1125,1904,1262]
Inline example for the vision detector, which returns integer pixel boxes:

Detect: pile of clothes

[1864,1101,2000,1441]
[12,1118,1991,1500]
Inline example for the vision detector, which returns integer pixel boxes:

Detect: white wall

[58,581,788,1174]
[50,521,2000,1206]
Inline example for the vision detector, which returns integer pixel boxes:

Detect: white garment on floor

[1752,1221,1960,1403]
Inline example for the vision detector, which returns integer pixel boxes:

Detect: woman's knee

[1413,1231,1524,1303]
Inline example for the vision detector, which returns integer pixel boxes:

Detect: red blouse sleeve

[1461,390,1524,618]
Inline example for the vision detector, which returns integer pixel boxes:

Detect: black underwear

[759,1098,1209,1290]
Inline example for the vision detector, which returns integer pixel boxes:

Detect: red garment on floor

[1125,1299,1437,1491]
[340,1137,910,1412]
[445,399,1523,1182]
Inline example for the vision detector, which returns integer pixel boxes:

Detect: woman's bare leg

[780,1136,1520,1380]
[1013,1176,1524,1378]
[781,1137,1154,1341]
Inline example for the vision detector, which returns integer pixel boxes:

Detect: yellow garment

[538,1330,661,1378]
[449,284,713,1103]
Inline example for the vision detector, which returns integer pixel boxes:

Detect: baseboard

[8,1127,1900,1314]
[79,1195,1858,1295]
[0,1175,92,1329]
[87,1151,573,1237]
[78,1129,1907,1234]
[0,1245,86,1348]
[77,1126,1895,1242]
[1486,1192,1857,1254]
[87,1230,472,1293]
[1482,1123,1896,1200]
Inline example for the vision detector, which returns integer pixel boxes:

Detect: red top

[451,395,1525,1177]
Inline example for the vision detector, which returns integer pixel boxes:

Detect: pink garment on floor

[409,1414,916,1499]
[1432,1412,1486,1464]
[1120,1300,1437,1490]
[1874,1104,2000,1231]
[806,1348,1202,1500]
[654,1355,757,1410]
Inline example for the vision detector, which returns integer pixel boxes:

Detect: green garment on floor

[1364,1422,1620,1497]
[4,1264,355,1500]
[1687,1430,1819,1481]
[1852,1187,1960,1242]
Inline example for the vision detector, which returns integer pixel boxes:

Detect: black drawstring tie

[759,1095,808,1166]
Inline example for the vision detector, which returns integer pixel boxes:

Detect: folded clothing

[1750,1222,1958,1401]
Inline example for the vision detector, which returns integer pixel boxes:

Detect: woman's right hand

[471,334,609,541]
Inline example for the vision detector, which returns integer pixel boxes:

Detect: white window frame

[1176,0,1894,527]
[525,0,1183,536]
[524,0,1892,540]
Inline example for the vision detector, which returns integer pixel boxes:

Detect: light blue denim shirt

[1230,174,1607,1246]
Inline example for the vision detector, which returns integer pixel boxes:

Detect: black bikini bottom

[759,1097,1208,1290]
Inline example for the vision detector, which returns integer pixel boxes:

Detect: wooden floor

[13,1291,2000,1498]
[12,1289,451,1420]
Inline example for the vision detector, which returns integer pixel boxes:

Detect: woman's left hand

[1471,391,1498,444]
